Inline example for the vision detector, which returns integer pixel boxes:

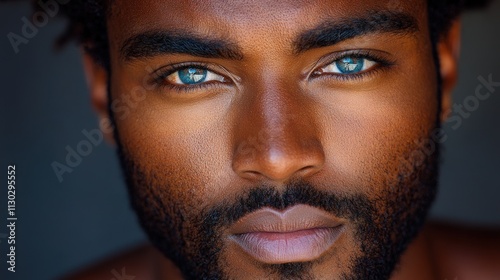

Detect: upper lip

[228,204,343,235]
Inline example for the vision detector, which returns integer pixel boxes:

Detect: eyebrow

[120,31,244,61]
[293,11,419,53]
[120,11,418,61]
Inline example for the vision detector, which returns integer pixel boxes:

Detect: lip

[228,204,344,264]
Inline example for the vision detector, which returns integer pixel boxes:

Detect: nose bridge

[232,74,325,183]
[256,76,299,140]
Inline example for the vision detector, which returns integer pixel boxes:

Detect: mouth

[228,204,345,264]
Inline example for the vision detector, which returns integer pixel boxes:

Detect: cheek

[111,83,235,206]
[315,55,439,195]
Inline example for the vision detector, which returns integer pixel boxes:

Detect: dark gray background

[1,1,499,280]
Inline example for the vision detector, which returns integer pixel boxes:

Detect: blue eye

[318,56,377,75]
[336,57,364,74]
[178,68,208,84]
[166,66,226,85]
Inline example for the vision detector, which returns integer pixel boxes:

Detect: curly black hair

[43,0,492,70]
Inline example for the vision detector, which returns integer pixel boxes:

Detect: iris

[336,57,364,74]
[178,68,208,84]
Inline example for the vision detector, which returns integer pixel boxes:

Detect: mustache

[200,181,376,231]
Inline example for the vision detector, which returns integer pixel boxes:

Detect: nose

[232,79,325,184]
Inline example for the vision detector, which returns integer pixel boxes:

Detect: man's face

[106,0,442,279]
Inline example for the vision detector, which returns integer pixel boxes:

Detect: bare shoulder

[426,221,500,279]
[61,244,161,280]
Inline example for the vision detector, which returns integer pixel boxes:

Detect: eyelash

[151,50,394,92]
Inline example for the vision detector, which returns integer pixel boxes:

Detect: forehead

[108,0,428,48]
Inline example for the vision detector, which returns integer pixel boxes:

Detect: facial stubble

[113,128,439,280]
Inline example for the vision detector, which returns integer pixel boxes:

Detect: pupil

[179,68,207,84]
[337,57,364,73]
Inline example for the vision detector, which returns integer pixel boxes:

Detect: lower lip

[230,226,344,264]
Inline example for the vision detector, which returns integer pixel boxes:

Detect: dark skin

[70,0,500,279]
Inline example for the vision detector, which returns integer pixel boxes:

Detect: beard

[113,127,440,280]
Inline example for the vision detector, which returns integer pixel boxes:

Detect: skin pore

[79,0,479,279]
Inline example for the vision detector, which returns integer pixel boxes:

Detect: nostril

[236,169,262,181]
[298,165,314,173]
[245,170,261,177]
[297,164,322,177]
